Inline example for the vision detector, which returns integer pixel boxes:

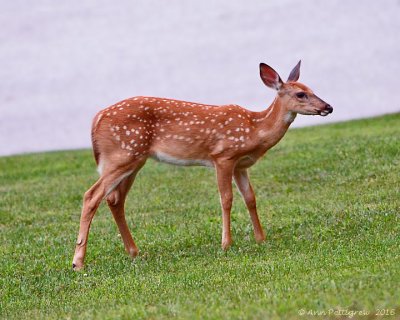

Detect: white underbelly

[151,151,214,167]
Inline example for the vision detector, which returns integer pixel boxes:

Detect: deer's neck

[253,97,296,148]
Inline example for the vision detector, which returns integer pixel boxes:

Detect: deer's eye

[296,92,307,99]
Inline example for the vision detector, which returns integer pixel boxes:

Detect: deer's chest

[233,145,268,169]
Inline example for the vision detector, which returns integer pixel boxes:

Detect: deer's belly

[151,151,214,167]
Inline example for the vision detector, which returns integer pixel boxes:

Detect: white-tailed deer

[72,61,333,270]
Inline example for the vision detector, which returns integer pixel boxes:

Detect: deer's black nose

[325,104,333,113]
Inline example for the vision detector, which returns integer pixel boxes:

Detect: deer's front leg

[214,160,235,250]
[233,169,266,243]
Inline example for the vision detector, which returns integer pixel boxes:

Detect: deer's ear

[259,63,283,90]
[287,60,301,82]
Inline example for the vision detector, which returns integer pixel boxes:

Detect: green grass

[1,114,399,319]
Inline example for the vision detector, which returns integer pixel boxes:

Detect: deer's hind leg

[106,160,146,258]
[72,158,145,271]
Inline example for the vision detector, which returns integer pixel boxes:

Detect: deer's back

[92,96,259,168]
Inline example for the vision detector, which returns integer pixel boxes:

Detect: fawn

[72,61,333,270]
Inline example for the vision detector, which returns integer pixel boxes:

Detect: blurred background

[0,0,399,156]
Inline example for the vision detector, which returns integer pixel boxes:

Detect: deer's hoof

[128,248,139,259]
[255,234,266,244]
[221,239,232,251]
[72,262,84,271]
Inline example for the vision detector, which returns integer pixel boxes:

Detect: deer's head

[259,61,333,116]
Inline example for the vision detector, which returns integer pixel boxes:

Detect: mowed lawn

[1,114,399,319]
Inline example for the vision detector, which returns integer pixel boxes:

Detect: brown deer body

[72,61,333,270]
